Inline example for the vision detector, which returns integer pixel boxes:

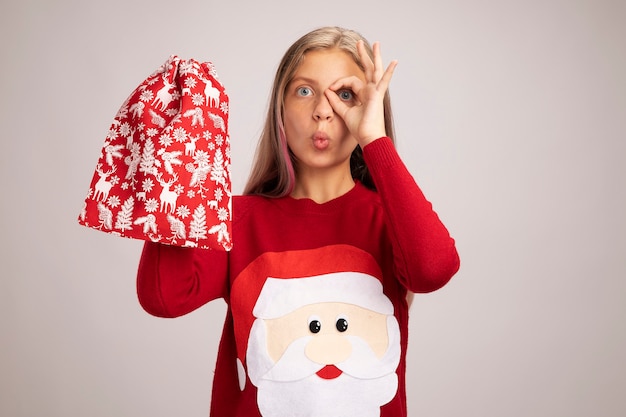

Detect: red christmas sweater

[137,137,460,417]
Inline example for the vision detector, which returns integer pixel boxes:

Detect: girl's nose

[313,95,333,121]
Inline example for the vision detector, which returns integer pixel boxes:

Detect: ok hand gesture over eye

[325,40,397,147]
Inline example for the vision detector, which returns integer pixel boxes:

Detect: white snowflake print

[139,90,154,102]
[119,122,132,137]
[106,127,118,140]
[214,187,223,202]
[173,127,187,143]
[121,182,130,190]
[215,134,224,146]
[179,61,195,76]
[165,108,178,117]
[145,198,159,213]
[194,150,210,166]
[220,102,229,114]
[142,178,155,193]
[187,190,196,198]
[192,93,204,106]
[202,131,212,140]
[110,175,121,186]
[159,134,173,148]
[128,142,141,154]
[217,207,229,222]
[176,205,191,219]
[208,142,215,151]
[184,77,197,89]
[174,184,185,195]
[146,127,159,137]
[137,122,146,132]
[107,195,121,208]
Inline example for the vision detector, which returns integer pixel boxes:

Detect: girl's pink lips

[312,131,330,150]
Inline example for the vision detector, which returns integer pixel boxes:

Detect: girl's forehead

[291,48,364,83]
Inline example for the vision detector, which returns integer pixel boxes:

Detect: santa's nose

[305,334,352,365]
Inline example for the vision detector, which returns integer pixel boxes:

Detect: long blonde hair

[243,26,396,197]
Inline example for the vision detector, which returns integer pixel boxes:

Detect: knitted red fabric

[136,137,461,417]
[79,56,232,250]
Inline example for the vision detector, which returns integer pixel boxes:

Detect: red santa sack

[78,55,232,250]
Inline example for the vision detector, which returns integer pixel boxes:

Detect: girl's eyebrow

[288,76,318,86]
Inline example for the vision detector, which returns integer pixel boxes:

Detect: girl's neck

[290,166,355,204]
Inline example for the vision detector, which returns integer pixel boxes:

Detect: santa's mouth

[316,365,343,380]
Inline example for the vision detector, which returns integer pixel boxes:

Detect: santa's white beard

[246,317,401,417]
[256,372,398,417]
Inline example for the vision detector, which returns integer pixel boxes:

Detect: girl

[137,26,459,417]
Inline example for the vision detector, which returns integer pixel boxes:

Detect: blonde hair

[243,26,396,197]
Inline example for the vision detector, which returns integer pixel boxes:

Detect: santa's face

[245,298,401,417]
[229,245,401,417]
[265,302,391,369]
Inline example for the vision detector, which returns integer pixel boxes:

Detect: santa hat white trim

[252,272,394,319]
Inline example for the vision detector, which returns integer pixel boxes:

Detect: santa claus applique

[230,244,401,417]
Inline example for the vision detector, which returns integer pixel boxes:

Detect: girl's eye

[296,87,312,97]
[338,90,354,101]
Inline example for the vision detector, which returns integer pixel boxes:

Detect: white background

[2,0,625,416]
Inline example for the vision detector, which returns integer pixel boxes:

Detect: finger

[328,76,364,100]
[324,89,350,120]
[372,41,384,81]
[377,59,398,91]
[357,40,375,81]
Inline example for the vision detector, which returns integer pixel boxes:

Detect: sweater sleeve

[363,137,460,293]
[136,242,229,318]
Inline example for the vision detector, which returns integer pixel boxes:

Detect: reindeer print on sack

[79,55,232,251]
[93,164,117,202]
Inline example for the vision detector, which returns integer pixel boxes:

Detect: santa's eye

[335,316,349,332]
[308,316,321,334]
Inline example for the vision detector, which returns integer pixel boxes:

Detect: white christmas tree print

[139,139,157,176]
[210,149,226,186]
[114,196,135,232]
[188,205,208,241]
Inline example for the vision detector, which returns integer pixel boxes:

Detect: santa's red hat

[78,55,231,250]
[230,244,393,389]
